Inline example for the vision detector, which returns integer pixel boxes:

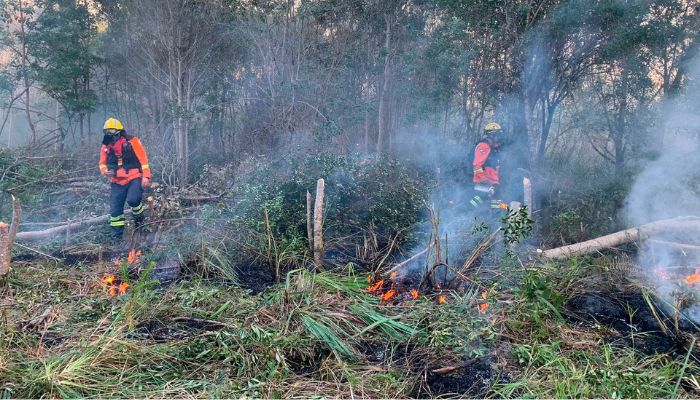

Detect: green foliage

[540,155,628,244]
[27,0,99,119]
[501,206,534,245]
[500,342,690,398]
[508,268,566,339]
[229,153,428,264]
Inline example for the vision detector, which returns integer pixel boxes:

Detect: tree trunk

[18,0,37,145]
[376,13,392,156]
[16,215,109,241]
[539,217,700,260]
[7,108,13,148]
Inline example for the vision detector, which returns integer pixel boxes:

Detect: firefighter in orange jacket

[470,122,502,209]
[99,118,151,239]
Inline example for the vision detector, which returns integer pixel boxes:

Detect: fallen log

[16,215,108,241]
[539,216,700,260]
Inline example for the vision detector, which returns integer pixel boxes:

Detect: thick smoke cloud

[625,57,700,321]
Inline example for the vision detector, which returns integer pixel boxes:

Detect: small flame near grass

[118,281,130,295]
[410,289,420,299]
[381,289,397,302]
[127,248,142,264]
[436,294,447,304]
[367,279,385,294]
[684,269,700,285]
[101,274,129,297]
[478,290,489,313]
[101,248,141,297]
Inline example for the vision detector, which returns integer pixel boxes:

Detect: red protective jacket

[99,135,151,185]
[472,142,499,185]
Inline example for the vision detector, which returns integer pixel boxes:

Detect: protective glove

[141,177,150,189]
[103,169,115,178]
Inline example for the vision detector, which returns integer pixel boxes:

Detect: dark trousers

[109,178,145,238]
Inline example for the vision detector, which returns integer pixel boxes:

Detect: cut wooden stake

[539,216,700,260]
[523,177,532,218]
[0,222,10,276]
[0,195,21,276]
[306,190,313,253]
[313,179,325,270]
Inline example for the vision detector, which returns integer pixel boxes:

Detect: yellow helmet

[103,118,124,132]
[483,122,502,134]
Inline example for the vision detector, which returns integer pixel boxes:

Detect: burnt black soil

[566,291,681,355]
[235,261,276,294]
[413,357,499,398]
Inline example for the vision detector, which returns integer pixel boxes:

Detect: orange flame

[479,303,488,313]
[499,203,508,210]
[108,286,118,297]
[381,289,397,302]
[437,294,447,304]
[118,281,130,295]
[127,248,142,264]
[684,272,700,285]
[367,280,385,294]
[410,289,419,299]
[367,275,373,283]
[390,271,397,280]
[101,275,116,285]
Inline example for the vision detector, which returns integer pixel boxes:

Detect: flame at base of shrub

[367,274,455,304]
[101,274,129,297]
[102,248,141,297]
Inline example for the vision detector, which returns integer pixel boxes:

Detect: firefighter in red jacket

[470,122,503,209]
[99,118,151,239]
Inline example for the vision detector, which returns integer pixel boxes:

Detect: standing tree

[4,0,38,145]
[105,0,233,186]
[27,0,99,147]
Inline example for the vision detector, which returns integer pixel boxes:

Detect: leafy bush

[539,154,628,245]
[228,153,429,264]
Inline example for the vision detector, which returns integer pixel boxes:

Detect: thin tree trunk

[18,1,37,145]
[377,13,392,156]
[7,108,13,148]
[54,100,61,152]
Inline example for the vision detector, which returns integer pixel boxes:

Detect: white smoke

[625,57,700,322]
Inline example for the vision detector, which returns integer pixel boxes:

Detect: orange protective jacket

[99,135,151,185]
[472,142,499,185]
